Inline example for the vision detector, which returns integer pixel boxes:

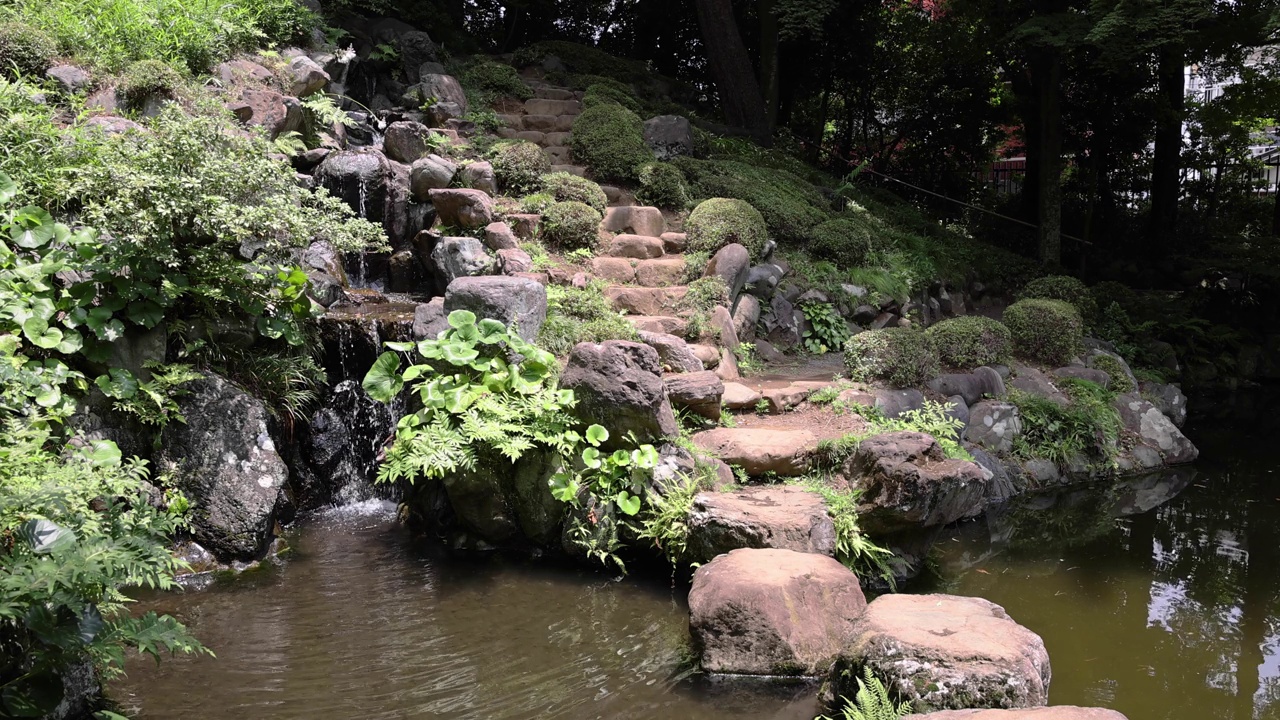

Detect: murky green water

[114,392,1280,720]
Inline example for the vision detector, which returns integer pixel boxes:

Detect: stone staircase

[496,81,585,176]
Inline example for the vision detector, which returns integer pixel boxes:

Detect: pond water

[114,391,1280,720]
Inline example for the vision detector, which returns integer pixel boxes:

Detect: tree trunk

[758,0,780,130]
[1149,45,1185,246]
[694,0,771,143]
[1031,52,1063,266]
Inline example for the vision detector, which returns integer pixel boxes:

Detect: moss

[492,141,550,195]
[540,200,601,251]
[118,59,185,107]
[635,162,690,209]
[807,217,881,266]
[570,103,651,183]
[675,156,830,241]
[540,171,607,213]
[539,280,639,355]
[582,82,641,113]
[844,328,939,388]
[1004,299,1083,366]
[685,198,768,259]
[925,316,1011,369]
[1090,352,1135,394]
[1018,275,1097,327]
[460,60,532,100]
[0,22,55,80]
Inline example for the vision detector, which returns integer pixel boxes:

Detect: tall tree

[694,0,771,141]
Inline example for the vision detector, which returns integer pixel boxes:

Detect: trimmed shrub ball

[570,103,652,183]
[844,328,939,388]
[925,315,1011,369]
[0,22,55,80]
[541,200,602,251]
[1018,275,1097,327]
[541,171,607,214]
[493,141,551,195]
[807,217,879,266]
[635,162,690,209]
[1003,298,1083,366]
[685,198,768,260]
[460,60,532,100]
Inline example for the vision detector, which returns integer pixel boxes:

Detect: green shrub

[1018,275,1097,326]
[540,281,639,356]
[519,191,556,214]
[582,82,640,113]
[541,171,607,213]
[570,103,652,183]
[0,78,93,206]
[807,217,879,266]
[1009,378,1121,467]
[492,141,550,195]
[512,40,652,88]
[675,156,830,241]
[118,58,185,106]
[685,197,768,259]
[1003,299,1083,366]
[540,200,601,251]
[461,59,532,100]
[0,22,55,79]
[635,161,690,209]
[843,328,939,388]
[1089,351,1135,394]
[925,315,1011,369]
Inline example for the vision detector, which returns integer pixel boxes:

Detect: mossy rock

[1088,351,1136,394]
[118,59,186,108]
[582,82,640,114]
[540,171,607,214]
[460,60,532,100]
[539,280,639,356]
[674,156,830,242]
[0,22,55,80]
[685,198,768,260]
[807,217,880,266]
[844,328,939,388]
[570,103,652,183]
[493,141,551,195]
[541,200,601,251]
[1004,299,1083,366]
[1018,275,1097,327]
[925,316,1011,370]
[635,162,690,209]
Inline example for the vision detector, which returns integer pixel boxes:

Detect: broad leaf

[362,351,404,403]
[18,519,77,555]
[83,439,123,467]
[10,206,56,248]
[446,309,476,329]
[586,424,609,446]
[0,172,16,203]
[616,491,642,516]
[21,317,63,349]
[95,368,139,399]
[582,446,602,469]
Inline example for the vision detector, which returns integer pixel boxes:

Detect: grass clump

[925,315,1011,369]
[1009,378,1121,467]
[118,58,185,107]
[0,22,55,79]
[540,200,601,251]
[635,161,690,209]
[792,477,895,587]
[460,60,532,100]
[570,102,651,183]
[540,171,607,214]
[492,141,550,195]
[539,280,639,356]
[675,156,830,242]
[685,197,768,259]
[1089,351,1136,394]
[1004,298,1083,366]
[1018,274,1097,327]
[843,328,939,388]
[807,217,879,266]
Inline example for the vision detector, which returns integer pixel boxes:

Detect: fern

[821,667,911,720]
[272,130,308,156]
[302,94,357,128]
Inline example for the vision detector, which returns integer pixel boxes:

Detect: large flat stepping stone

[906,710,1128,720]
[605,285,687,316]
[762,381,834,414]
[635,257,686,287]
[524,97,582,115]
[691,427,816,476]
[721,381,761,410]
[603,206,666,237]
[690,548,866,676]
[688,485,835,563]
[830,594,1051,712]
[626,315,687,335]
[607,234,664,259]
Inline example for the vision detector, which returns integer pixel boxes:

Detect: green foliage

[539,281,638,356]
[570,103,651,183]
[491,141,550,195]
[362,310,578,483]
[0,22,55,79]
[801,302,850,354]
[118,58,185,107]
[684,275,729,312]
[734,342,764,375]
[636,467,705,566]
[843,328,939,388]
[1009,378,1121,468]
[792,478,896,588]
[1003,299,1083,366]
[675,156,830,242]
[683,250,710,282]
[684,197,769,259]
[460,59,532,101]
[512,40,655,90]
[540,200,602,251]
[518,191,556,214]
[581,82,641,113]
[807,217,879,266]
[1018,275,1097,327]
[0,418,207,717]
[635,162,690,210]
[1090,351,1135,394]
[810,399,971,467]
[540,171,607,214]
[550,424,657,520]
[925,315,1011,369]
[820,666,911,720]
[0,78,93,207]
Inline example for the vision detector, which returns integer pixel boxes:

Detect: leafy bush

[460,59,532,100]
[1018,275,1097,326]
[1009,378,1121,467]
[801,302,850,354]
[570,103,652,183]
[808,217,879,266]
[550,423,655,523]
[540,171,607,213]
[539,281,638,355]
[675,156,830,242]
[843,328,939,388]
[518,191,556,214]
[684,275,730,312]
[685,197,768,259]
[1003,299,1083,366]
[581,82,640,113]
[492,141,550,195]
[540,200,601,251]
[820,666,912,720]
[0,79,96,206]
[0,22,55,79]
[118,58,185,106]
[925,315,1011,369]
[635,161,690,209]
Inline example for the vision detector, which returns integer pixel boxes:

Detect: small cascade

[297,379,401,507]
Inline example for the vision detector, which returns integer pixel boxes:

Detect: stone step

[545,146,572,163]
[602,206,666,237]
[514,130,545,144]
[525,98,582,116]
[691,427,820,477]
[605,285,688,316]
[551,164,586,176]
[606,234,664,259]
[522,114,574,133]
[687,486,836,564]
[497,113,523,130]
[626,315,687,336]
[600,184,635,207]
[534,86,575,101]
[635,256,687,287]
[544,131,572,146]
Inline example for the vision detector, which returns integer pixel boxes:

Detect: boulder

[440,446,563,545]
[661,232,688,253]
[428,188,493,230]
[458,160,498,195]
[496,247,534,274]
[716,347,741,381]
[745,264,783,300]
[605,285,688,316]
[430,236,492,286]
[483,221,519,250]
[733,294,760,342]
[963,401,1023,455]
[415,73,467,112]
[559,341,679,445]
[1112,394,1198,465]
[763,294,801,349]
[313,148,396,225]
[928,367,1005,407]
[704,243,751,304]
[444,275,547,341]
[642,115,694,160]
[843,432,990,534]
[690,548,866,675]
[871,388,926,418]
[287,55,330,97]
[1051,366,1109,386]
[413,297,448,339]
[46,65,92,94]
[1009,366,1068,406]
[233,88,302,139]
[635,257,686,287]
[637,330,704,373]
[691,428,815,477]
[409,154,457,199]
[830,594,1051,712]
[1139,381,1187,427]
[591,256,638,283]
[603,206,666,237]
[157,374,286,561]
[608,234,665,259]
[721,381,762,410]
[664,371,724,420]
[687,486,836,563]
[905,709,1127,720]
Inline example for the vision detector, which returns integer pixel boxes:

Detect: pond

[113,390,1280,720]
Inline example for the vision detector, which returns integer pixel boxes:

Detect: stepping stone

[603,206,666,237]
[524,98,582,116]
[635,257,686,286]
[514,130,545,144]
[497,127,520,139]
[848,431,990,534]
[664,370,724,420]
[605,285,687,316]
[661,232,687,253]
[687,485,836,563]
[906,710,1128,720]
[551,164,586,176]
[689,548,865,676]
[607,234,665,259]
[534,87,575,100]
[626,315,687,336]
[830,594,1051,712]
[637,330,703,373]
[506,213,539,240]
[545,131,572,146]
[545,146,572,162]
[522,114,560,132]
[590,257,636,283]
[762,381,832,414]
[721,381,761,410]
[691,427,817,477]
[496,113,523,129]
